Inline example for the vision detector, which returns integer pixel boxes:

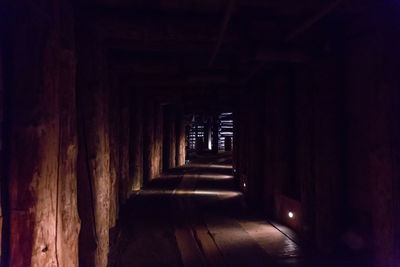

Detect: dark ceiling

[74,0,366,112]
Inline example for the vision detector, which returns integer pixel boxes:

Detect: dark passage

[1,1,400,266]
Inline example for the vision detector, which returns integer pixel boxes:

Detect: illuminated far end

[288,211,294,218]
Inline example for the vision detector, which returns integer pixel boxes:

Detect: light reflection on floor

[238,220,301,258]
[137,189,242,199]
[198,174,233,179]
[158,174,233,180]
[178,163,233,169]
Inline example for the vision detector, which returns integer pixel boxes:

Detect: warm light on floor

[199,174,233,179]
[138,189,242,199]
[182,163,232,169]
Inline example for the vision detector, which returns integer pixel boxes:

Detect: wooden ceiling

[75,0,363,110]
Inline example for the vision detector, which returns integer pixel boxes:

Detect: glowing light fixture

[288,211,294,218]
[243,182,246,188]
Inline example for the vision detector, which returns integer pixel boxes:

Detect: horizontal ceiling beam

[250,48,310,63]
[124,78,236,88]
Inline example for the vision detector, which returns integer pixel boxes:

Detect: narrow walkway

[108,153,303,266]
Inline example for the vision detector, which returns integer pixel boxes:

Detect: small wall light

[288,211,294,218]
[243,182,246,188]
